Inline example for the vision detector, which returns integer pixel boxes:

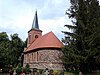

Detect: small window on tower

[35,35,38,38]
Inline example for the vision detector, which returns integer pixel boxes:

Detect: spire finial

[32,10,39,30]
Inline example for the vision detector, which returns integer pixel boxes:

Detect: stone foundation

[24,62,63,70]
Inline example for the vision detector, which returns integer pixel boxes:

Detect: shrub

[38,69,44,74]
[54,70,59,75]
[16,64,22,75]
[24,64,31,74]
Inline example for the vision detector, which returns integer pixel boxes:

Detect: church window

[30,53,32,62]
[26,54,29,63]
[32,53,33,62]
[37,52,38,61]
[34,53,36,61]
[27,54,29,63]
[35,35,38,38]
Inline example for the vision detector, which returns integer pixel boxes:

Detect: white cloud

[39,16,72,40]
[6,14,71,40]
[0,0,72,41]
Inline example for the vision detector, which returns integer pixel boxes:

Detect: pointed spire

[32,10,39,30]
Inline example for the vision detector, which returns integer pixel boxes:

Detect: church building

[23,11,64,70]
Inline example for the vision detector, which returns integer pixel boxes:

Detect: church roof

[32,10,39,30]
[24,31,64,52]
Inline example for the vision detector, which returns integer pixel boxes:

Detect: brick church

[23,11,64,70]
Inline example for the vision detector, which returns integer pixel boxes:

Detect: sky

[0,0,99,41]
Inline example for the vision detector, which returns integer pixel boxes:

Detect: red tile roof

[24,31,64,52]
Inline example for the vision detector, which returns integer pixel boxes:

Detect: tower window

[35,35,38,38]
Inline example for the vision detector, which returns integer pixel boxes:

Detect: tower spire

[32,10,39,30]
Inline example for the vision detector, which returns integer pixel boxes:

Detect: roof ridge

[24,31,64,52]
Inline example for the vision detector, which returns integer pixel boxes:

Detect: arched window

[35,35,38,38]
[37,52,38,61]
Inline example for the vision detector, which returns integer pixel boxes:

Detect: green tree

[0,32,11,72]
[0,32,25,72]
[10,33,25,66]
[62,0,100,73]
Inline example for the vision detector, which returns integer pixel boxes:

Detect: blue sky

[0,0,99,41]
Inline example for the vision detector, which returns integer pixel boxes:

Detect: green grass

[64,70,79,75]
[65,72,74,75]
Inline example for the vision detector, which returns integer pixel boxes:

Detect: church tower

[27,11,42,47]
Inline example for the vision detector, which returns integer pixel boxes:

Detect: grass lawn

[64,71,79,75]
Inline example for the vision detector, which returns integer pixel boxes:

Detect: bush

[24,64,31,74]
[65,69,79,74]
[16,64,22,75]
[38,69,44,74]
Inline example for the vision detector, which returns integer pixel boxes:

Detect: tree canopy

[62,0,100,73]
[0,32,25,72]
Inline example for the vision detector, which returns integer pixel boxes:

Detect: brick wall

[23,49,63,70]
